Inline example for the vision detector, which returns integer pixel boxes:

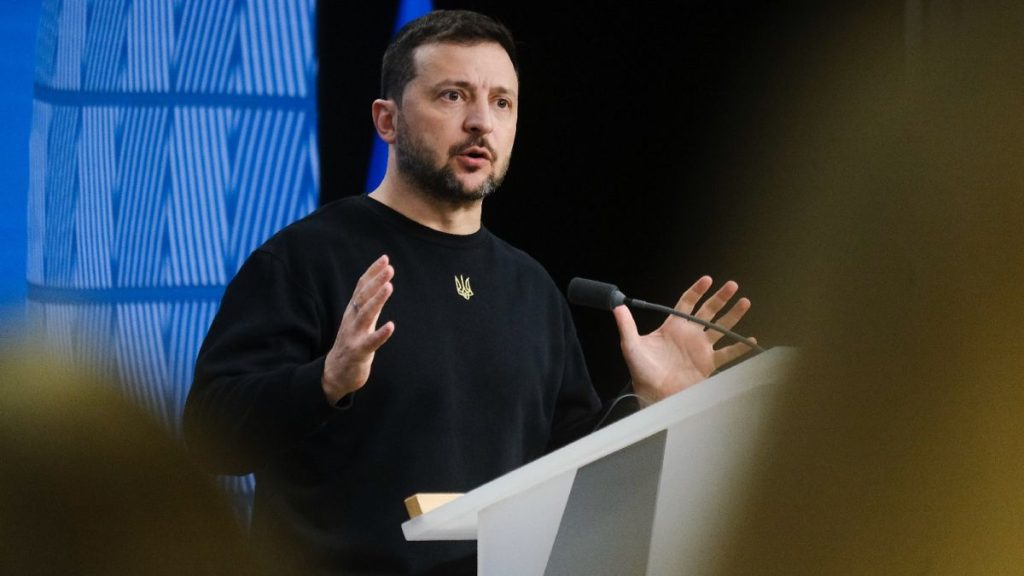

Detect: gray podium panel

[544,430,666,576]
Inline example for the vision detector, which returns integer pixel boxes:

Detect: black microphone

[567,276,764,353]
[567,277,626,310]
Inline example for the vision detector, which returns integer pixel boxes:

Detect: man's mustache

[448,137,496,161]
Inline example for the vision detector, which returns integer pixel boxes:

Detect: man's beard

[394,117,507,206]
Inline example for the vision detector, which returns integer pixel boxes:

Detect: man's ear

[372,99,398,144]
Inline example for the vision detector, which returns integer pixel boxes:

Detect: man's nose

[463,99,494,134]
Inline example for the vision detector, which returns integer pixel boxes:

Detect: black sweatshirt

[184,195,602,575]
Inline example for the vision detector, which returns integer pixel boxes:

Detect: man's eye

[442,91,461,101]
[496,98,510,109]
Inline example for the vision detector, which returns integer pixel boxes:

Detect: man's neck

[368,178,483,235]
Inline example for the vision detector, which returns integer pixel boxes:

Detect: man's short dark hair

[380,10,518,102]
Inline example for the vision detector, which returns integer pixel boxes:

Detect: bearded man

[184,10,754,576]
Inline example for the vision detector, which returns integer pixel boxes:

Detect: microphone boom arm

[624,297,764,353]
[566,276,764,353]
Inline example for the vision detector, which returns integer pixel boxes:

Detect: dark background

[318,1,905,400]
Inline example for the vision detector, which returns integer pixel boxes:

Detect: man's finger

[357,281,394,332]
[357,255,390,287]
[612,304,640,350]
[362,321,396,352]
[694,280,739,323]
[350,255,391,305]
[706,297,751,345]
[712,338,757,368]
[673,275,713,315]
[349,263,393,321]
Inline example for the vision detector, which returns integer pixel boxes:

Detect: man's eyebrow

[430,79,518,99]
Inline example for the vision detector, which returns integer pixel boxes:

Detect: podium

[402,348,797,575]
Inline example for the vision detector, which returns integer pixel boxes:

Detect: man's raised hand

[321,255,395,405]
[612,276,756,406]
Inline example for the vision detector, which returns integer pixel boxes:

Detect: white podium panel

[402,348,796,575]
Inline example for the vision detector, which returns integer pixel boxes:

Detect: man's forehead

[410,41,518,89]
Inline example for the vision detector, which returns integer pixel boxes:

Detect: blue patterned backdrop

[27,0,319,518]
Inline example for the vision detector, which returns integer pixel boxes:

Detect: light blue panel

[27,0,320,523]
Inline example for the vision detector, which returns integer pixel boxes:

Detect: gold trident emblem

[454,275,474,300]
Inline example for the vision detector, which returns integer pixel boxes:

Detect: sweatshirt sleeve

[544,298,604,452]
[183,249,339,475]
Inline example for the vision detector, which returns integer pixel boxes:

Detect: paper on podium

[404,493,463,519]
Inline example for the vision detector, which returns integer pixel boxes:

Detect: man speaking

[184,10,754,575]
